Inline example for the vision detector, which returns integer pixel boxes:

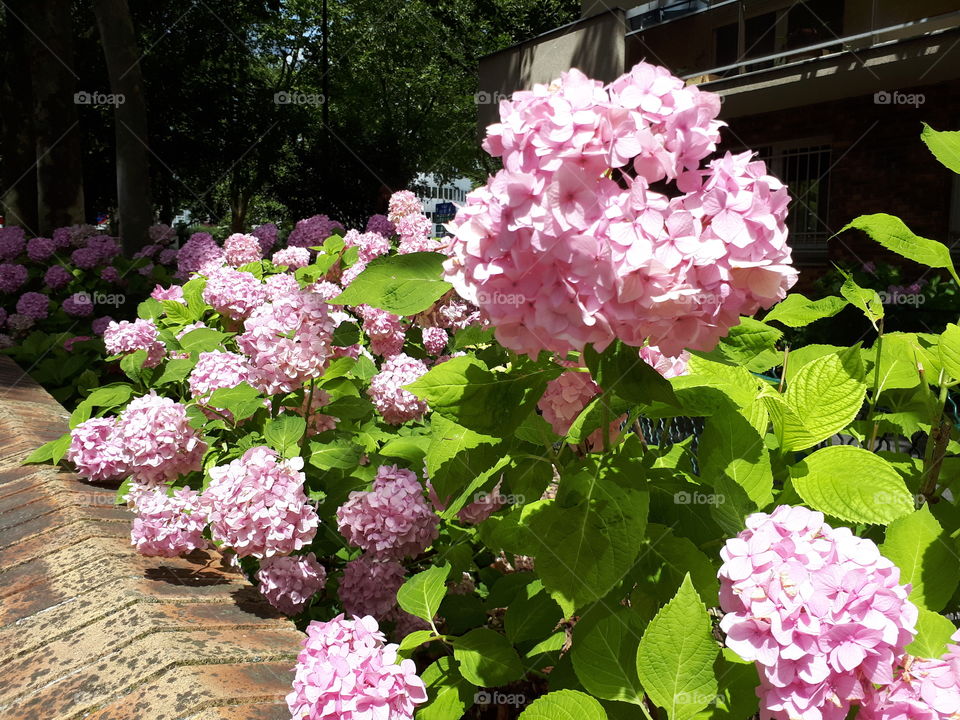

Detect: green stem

[920,380,951,504]
[866,318,885,452]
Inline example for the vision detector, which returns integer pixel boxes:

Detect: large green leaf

[417,657,476,720]
[921,123,960,174]
[263,415,306,458]
[699,406,773,508]
[716,317,782,371]
[938,324,960,383]
[308,439,363,470]
[585,340,679,407]
[637,575,719,720]
[763,294,847,328]
[840,213,959,284]
[881,505,959,611]
[771,348,865,451]
[408,355,555,436]
[179,327,230,353]
[906,607,957,658]
[329,252,452,315]
[453,628,524,687]
[790,445,914,525]
[397,563,450,624]
[840,275,884,330]
[571,609,645,704]
[518,690,608,720]
[425,414,501,504]
[504,582,564,645]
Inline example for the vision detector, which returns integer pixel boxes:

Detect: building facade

[478,1,960,275]
[410,174,474,237]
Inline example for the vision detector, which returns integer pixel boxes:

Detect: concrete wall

[477,10,626,130]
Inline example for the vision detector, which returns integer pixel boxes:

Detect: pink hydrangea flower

[0,263,28,293]
[70,246,100,270]
[252,223,279,254]
[43,265,72,290]
[338,555,407,618]
[223,233,263,266]
[130,486,207,557]
[396,214,441,254]
[421,326,448,355]
[265,272,302,299]
[67,417,127,482]
[343,229,391,264]
[257,553,327,615]
[365,214,395,237]
[158,247,178,266]
[288,389,337,436]
[116,392,207,486]
[202,446,319,558]
[177,232,224,278]
[719,505,918,720]
[148,223,176,244]
[286,614,428,720]
[16,292,49,320]
[337,465,439,558]
[272,246,312,269]
[358,305,406,357]
[640,345,690,378]
[444,63,795,358]
[308,280,342,301]
[27,237,56,262]
[236,290,334,394]
[188,350,254,415]
[387,190,423,222]
[103,318,166,367]
[202,267,268,321]
[151,284,185,303]
[6,313,33,332]
[860,645,960,720]
[287,214,340,248]
[367,353,429,425]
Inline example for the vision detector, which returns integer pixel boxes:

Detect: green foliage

[330,253,453,315]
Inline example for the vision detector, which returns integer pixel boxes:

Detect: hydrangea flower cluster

[286,614,428,720]
[130,486,207,557]
[62,293,93,317]
[0,227,26,260]
[26,237,56,262]
[365,213,395,238]
[272,246,312,269]
[116,392,208,486]
[357,305,405,357]
[202,267,268,321]
[188,350,254,415]
[537,364,618,446]
[265,272,302,299]
[103,318,166,367]
[338,555,407,618]
[396,214,441,255]
[422,326,448,355]
[366,353,429,425]
[444,62,796,358]
[16,292,49,320]
[256,553,327,615]
[640,344,690,378]
[719,505,918,720]
[0,263,28,293]
[252,223,279,254]
[67,417,127,482]
[43,265,72,290]
[387,190,422,223]
[343,229,390,264]
[287,214,341,249]
[236,290,334,394]
[151,284,184,302]
[177,232,224,278]
[202,446,319,558]
[337,465,439,558]
[223,233,263,266]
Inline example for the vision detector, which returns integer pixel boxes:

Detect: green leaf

[331,321,360,347]
[398,629,437,653]
[408,355,555,436]
[397,563,450,623]
[840,274,884,330]
[773,347,866,451]
[181,277,207,315]
[330,252,452,315]
[881,505,959,611]
[840,214,960,284]
[566,393,631,445]
[637,575,719,720]
[207,382,263,421]
[864,333,924,393]
[518,690,607,720]
[137,298,163,321]
[572,609,645,704]
[23,433,71,466]
[921,123,960,174]
[83,384,133,409]
[699,405,773,508]
[790,445,914,525]
[156,358,196,385]
[417,657,476,720]
[453,628,525,687]
[120,349,149,382]
[585,340,679,407]
[906,607,957,658]
[379,435,431,463]
[263,415,306,457]
[639,524,720,605]
[939,324,960,383]
[716,317,782,372]
[763,294,848,327]
[308,439,363,470]
[179,327,230,353]
[504,582,564,645]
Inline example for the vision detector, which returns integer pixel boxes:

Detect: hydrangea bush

[28,65,960,720]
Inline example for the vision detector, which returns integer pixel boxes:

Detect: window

[756,142,832,251]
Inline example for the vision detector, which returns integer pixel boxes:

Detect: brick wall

[0,357,303,720]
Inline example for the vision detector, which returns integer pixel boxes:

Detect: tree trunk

[92,0,153,255]
[22,0,85,234]
[0,3,39,233]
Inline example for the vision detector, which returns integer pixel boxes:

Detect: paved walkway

[0,357,301,720]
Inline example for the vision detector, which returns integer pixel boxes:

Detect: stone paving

[0,357,301,720]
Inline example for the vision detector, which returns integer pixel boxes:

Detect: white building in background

[410,174,473,237]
